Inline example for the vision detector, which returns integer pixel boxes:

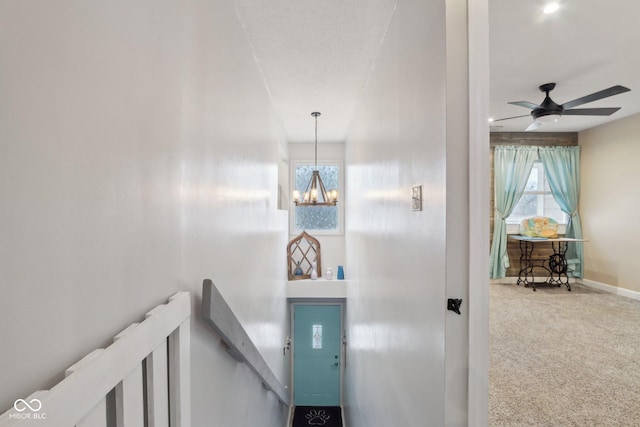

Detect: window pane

[506,162,567,224]
[526,164,540,191]
[312,324,323,349]
[509,194,538,222]
[509,194,566,224]
[295,205,338,230]
[294,164,339,231]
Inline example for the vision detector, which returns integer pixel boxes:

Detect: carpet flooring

[490,282,640,426]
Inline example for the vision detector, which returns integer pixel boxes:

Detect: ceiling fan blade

[492,114,531,122]
[525,121,541,132]
[508,101,540,110]
[562,107,621,116]
[561,85,630,110]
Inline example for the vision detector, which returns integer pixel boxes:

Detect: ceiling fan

[493,82,631,131]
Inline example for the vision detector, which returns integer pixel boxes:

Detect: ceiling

[235,0,397,143]
[489,0,640,133]
[236,0,640,141]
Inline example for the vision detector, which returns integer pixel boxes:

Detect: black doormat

[292,406,342,427]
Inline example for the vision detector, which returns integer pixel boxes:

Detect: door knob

[332,362,339,367]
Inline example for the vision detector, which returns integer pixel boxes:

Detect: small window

[506,161,567,225]
[290,161,343,235]
[312,324,323,349]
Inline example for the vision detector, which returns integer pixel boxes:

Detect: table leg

[516,240,536,290]
[547,241,571,291]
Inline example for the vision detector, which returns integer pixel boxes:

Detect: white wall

[0,1,290,424]
[343,0,449,424]
[580,113,640,294]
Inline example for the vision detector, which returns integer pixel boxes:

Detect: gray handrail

[201,279,289,406]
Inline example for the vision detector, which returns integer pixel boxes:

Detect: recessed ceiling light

[543,2,560,14]
[488,117,495,123]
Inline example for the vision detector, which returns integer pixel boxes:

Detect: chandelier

[292,112,338,206]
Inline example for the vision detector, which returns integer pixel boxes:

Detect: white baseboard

[493,276,640,301]
[581,279,640,301]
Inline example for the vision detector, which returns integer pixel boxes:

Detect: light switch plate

[412,185,422,211]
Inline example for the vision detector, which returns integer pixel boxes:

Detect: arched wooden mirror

[287,231,322,280]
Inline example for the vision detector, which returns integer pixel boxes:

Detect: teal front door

[293,304,342,406]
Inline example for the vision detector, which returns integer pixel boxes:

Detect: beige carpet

[490,282,640,427]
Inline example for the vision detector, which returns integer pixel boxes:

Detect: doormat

[292,406,342,427]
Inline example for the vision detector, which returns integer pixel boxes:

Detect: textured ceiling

[235,0,397,143]
[237,0,640,141]
[489,0,640,132]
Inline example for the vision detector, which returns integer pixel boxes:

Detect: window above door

[290,160,344,235]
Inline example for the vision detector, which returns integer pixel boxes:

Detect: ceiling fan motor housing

[532,104,563,121]
[532,83,563,121]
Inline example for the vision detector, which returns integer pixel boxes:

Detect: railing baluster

[169,319,191,427]
[146,342,170,427]
[115,365,144,427]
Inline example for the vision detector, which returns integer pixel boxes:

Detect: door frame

[289,301,346,406]
[467,0,490,425]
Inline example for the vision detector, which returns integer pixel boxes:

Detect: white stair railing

[0,292,191,427]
